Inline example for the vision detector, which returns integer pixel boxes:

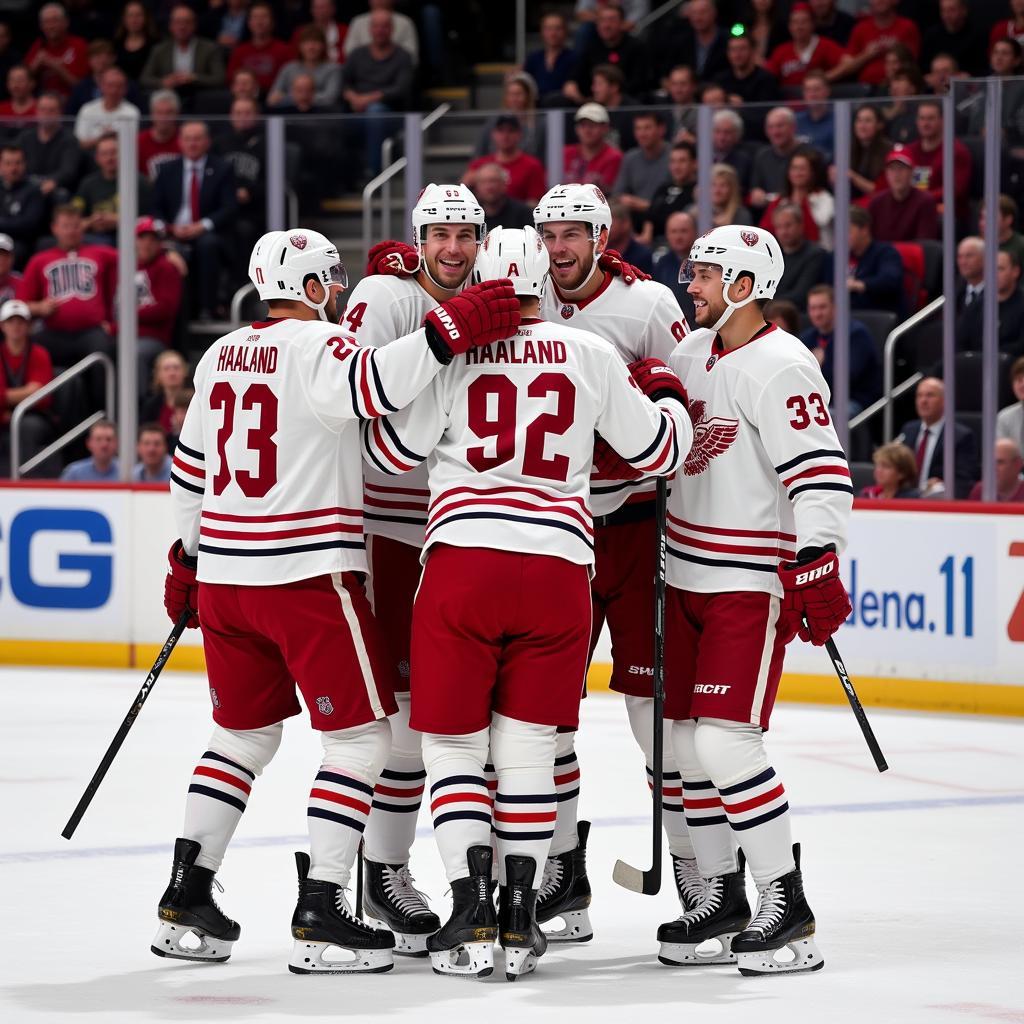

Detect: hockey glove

[365,239,419,278]
[165,539,200,629]
[423,279,520,362]
[628,357,689,408]
[592,435,644,481]
[599,249,651,284]
[777,545,852,646]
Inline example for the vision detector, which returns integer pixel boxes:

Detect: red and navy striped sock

[362,759,426,865]
[648,765,695,860]
[428,765,493,884]
[493,773,557,888]
[307,768,374,887]
[719,766,795,884]
[548,743,581,856]
[183,750,255,872]
[681,777,737,876]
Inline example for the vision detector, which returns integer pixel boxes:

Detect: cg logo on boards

[0,507,113,609]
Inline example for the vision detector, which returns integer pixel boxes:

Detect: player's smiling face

[421,224,478,290]
[540,221,600,291]
[687,262,727,328]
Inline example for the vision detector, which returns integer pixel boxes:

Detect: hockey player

[361,225,693,980]
[157,227,519,975]
[343,184,485,955]
[656,224,853,976]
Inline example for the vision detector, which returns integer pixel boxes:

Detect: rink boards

[0,482,1022,716]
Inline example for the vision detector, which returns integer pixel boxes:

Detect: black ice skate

[361,858,440,957]
[536,819,593,942]
[289,852,395,974]
[499,854,548,981]
[151,837,240,963]
[672,853,707,912]
[658,853,750,967]
[732,844,824,976]
[427,845,497,979]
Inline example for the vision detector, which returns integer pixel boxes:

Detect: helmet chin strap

[711,278,756,333]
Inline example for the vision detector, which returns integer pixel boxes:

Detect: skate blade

[540,908,593,943]
[429,940,494,979]
[365,917,436,958]
[658,933,739,967]
[151,921,234,963]
[289,939,394,974]
[736,937,825,976]
[503,945,539,981]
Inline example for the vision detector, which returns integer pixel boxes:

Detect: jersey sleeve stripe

[370,417,420,473]
[201,506,362,523]
[171,455,206,479]
[170,471,204,495]
[200,521,362,541]
[668,545,778,573]
[781,464,852,487]
[175,441,204,461]
[622,416,667,465]
[198,538,365,557]
[789,481,856,498]
[667,513,796,542]
[356,348,383,418]
[346,352,365,418]
[774,448,847,474]
[367,351,398,413]
[667,525,796,560]
[380,413,427,463]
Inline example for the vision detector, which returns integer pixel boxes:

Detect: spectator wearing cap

[227,4,296,95]
[0,66,37,135]
[291,0,348,64]
[836,0,920,86]
[465,116,546,206]
[344,0,418,66]
[0,233,22,303]
[60,418,119,482]
[74,68,140,152]
[524,12,577,102]
[17,92,80,202]
[132,422,172,483]
[563,103,623,194]
[823,205,904,311]
[564,3,650,105]
[472,162,532,230]
[869,146,939,242]
[133,218,184,395]
[138,91,182,183]
[140,4,226,97]
[715,32,780,108]
[641,141,697,247]
[0,145,46,268]
[612,112,670,229]
[0,298,54,478]
[766,4,845,89]
[25,3,88,100]
[904,100,972,224]
[73,133,152,248]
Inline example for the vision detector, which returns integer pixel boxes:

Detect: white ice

[1,665,1022,1024]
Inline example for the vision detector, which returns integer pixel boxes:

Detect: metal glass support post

[831,100,851,452]
[941,91,957,498]
[695,103,713,234]
[266,116,286,231]
[403,113,423,241]
[116,117,138,482]
[515,0,526,66]
[981,80,1002,502]
[545,109,564,199]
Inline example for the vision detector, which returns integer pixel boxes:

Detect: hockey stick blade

[612,858,661,895]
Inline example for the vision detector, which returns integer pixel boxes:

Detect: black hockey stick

[824,636,888,773]
[355,839,365,919]
[62,610,192,840]
[612,476,667,895]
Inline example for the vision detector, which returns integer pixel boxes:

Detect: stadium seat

[855,309,897,360]
[917,238,943,300]
[892,242,927,311]
[954,350,1014,412]
[849,460,876,495]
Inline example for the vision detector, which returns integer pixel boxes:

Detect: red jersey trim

[711,322,778,359]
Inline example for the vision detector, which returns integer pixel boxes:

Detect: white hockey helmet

[533,183,611,244]
[249,229,348,321]
[411,183,486,290]
[473,225,550,298]
[681,224,785,330]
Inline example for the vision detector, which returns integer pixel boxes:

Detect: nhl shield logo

[316,695,334,716]
[289,233,308,250]
[706,353,718,371]
[560,304,575,320]
[740,230,759,247]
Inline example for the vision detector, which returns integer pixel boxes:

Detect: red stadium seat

[892,241,927,311]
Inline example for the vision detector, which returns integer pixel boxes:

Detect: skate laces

[538,857,563,901]
[673,858,705,906]
[383,865,433,918]
[748,880,786,934]
[677,875,723,924]
[332,887,358,921]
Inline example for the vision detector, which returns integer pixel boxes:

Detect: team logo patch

[560,304,575,320]
[289,233,308,250]
[316,696,335,716]
[705,354,718,371]
[209,688,220,709]
[683,400,740,476]
[398,659,410,679]
[740,230,759,247]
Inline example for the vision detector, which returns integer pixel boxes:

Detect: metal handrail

[635,0,684,32]
[230,282,258,326]
[882,296,944,443]
[10,352,115,479]
[362,103,451,257]
[848,372,923,431]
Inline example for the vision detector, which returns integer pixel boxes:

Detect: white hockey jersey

[170,315,446,585]
[361,316,693,567]
[341,274,438,547]
[540,272,689,516]
[667,323,854,598]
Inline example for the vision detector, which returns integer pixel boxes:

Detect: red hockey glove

[423,279,520,360]
[592,436,644,481]
[776,546,852,646]
[365,239,419,278]
[628,357,689,408]
[164,539,200,629]
[599,248,651,284]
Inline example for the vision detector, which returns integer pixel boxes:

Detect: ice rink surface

[1,665,1022,1024]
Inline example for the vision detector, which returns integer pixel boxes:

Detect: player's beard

[693,291,727,329]
[423,253,470,292]
[551,250,595,292]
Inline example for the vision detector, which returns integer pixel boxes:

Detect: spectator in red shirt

[0,299,54,478]
[990,0,1024,52]
[868,145,939,242]
[464,116,547,206]
[134,217,184,396]
[292,0,348,64]
[904,100,972,223]
[837,0,920,85]
[0,66,37,129]
[138,91,182,182]
[968,439,1024,501]
[227,2,295,95]
[766,3,846,88]
[25,3,89,99]
[563,102,623,193]
[0,233,22,303]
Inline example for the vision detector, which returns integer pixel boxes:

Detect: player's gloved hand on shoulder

[165,539,200,629]
[365,240,419,278]
[599,249,651,284]
[628,357,689,408]
[423,279,520,362]
[776,545,852,646]
[592,436,644,481]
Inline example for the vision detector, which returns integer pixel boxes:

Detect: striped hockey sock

[428,764,493,883]
[648,765,695,860]
[183,750,255,872]
[719,766,795,884]
[307,768,374,887]
[362,759,426,864]
[548,741,581,856]
[681,778,737,876]
[493,772,557,889]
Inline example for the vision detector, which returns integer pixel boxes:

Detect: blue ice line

[4,792,1023,865]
